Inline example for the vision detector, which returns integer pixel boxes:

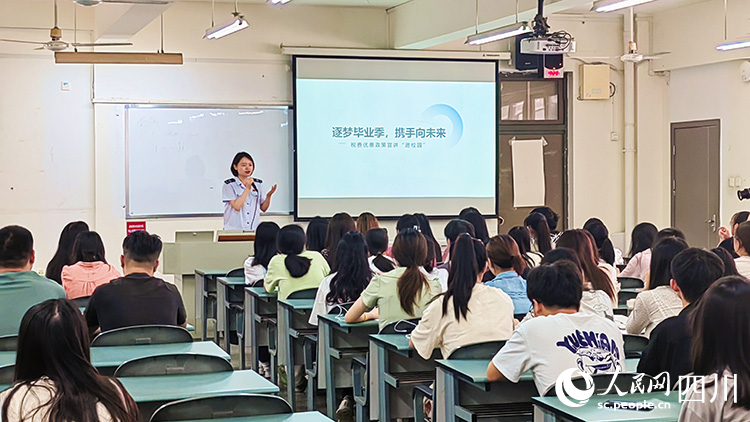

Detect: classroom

[1,0,750,421]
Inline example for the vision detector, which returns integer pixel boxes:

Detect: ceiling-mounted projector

[520,37,576,54]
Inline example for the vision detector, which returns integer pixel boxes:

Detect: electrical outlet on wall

[61,81,70,91]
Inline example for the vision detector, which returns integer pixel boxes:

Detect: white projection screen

[293,56,498,219]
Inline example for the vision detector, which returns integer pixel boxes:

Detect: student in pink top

[61,231,121,299]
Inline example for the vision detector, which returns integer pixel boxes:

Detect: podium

[162,231,255,339]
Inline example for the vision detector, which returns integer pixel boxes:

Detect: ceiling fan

[0,0,133,52]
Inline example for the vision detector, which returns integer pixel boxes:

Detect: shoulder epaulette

[224,178,235,184]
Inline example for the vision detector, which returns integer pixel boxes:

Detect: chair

[226,268,244,278]
[378,318,420,334]
[623,334,649,358]
[0,364,14,385]
[92,325,192,347]
[413,340,508,422]
[546,372,664,397]
[150,394,292,422]
[114,353,233,377]
[224,268,247,367]
[73,296,91,309]
[0,335,18,352]
[287,288,318,299]
[618,277,644,289]
[351,356,369,422]
[617,290,638,307]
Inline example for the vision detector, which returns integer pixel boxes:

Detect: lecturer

[222,152,277,231]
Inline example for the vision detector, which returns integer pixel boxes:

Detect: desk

[245,287,278,382]
[277,299,315,410]
[217,276,249,368]
[318,314,378,418]
[434,358,641,422]
[195,269,231,342]
[120,370,278,421]
[369,334,439,421]
[174,413,332,422]
[532,391,680,422]
[0,341,230,375]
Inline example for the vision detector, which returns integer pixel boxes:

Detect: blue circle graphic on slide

[421,104,464,147]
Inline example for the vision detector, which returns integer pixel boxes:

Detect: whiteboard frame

[124,103,294,219]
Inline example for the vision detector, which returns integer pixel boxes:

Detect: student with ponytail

[583,217,623,271]
[485,235,532,316]
[265,224,330,300]
[409,234,514,359]
[524,212,552,255]
[345,229,442,330]
[508,226,543,269]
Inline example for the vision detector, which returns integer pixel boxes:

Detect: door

[671,120,720,248]
[498,133,566,229]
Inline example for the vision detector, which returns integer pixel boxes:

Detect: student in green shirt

[264,224,330,300]
[0,225,66,336]
[346,228,442,331]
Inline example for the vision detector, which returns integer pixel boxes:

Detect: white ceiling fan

[0,0,133,52]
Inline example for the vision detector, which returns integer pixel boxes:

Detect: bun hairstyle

[366,228,395,273]
[524,212,552,254]
[443,234,487,320]
[583,218,616,266]
[391,229,429,316]
[278,225,312,278]
[486,235,526,275]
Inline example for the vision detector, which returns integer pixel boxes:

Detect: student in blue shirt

[485,235,532,318]
[222,152,277,231]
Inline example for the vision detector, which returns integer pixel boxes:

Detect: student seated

[321,213,356,266]
[0,225,65,336]
[637,248,724,382]
[620,227,685,281]
[305,216,328,253]
[531,206,561,246]
[243,222,280,285]
[583,217,623,270]
[541,248,613,320]
[679,276,750,422]
[438,218,476,272]
[61,231,121,299]
[718,211,750,258]
[309,232,373,325]
[711,247,741,277]
[485,235,532,316]
[265,224,330,300]
[508,226,543,270]
[0,299,139,422]
[524,212,552,255]
[486,261,625,395]
[345,229,442,331]
[620,222,657,275]
[365,228,395,275]
[85,230,187,335]
[45,221,89,285]
[625,236,687,337]
[458,208,490,245]
[414,213,445,267]
[556,230,617,303]
[733,221,750,279]
[410,234,513,359]
[356,212,379,235]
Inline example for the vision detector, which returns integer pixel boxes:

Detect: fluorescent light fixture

[269,0,293,4]
[55,52,183,65]
[466,21,533,46]
[593,0,657,13]
[204,14,249,40]
[716,39,750,51]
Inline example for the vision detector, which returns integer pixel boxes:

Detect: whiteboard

[126,106,293,218]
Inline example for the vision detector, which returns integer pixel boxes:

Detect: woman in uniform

[223,152,277,231]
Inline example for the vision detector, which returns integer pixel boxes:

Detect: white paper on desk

[510,138,546,208]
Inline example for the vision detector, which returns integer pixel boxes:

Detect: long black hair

[583,218,616,266]
[46,221,90,284]
[691,276,750,409]
[711,247,740,277]
[414,213,442,270]
[648,236,689,289]
[251,222,280,269]
[366,228,395,273]
[327,232,372,306]
[628,222,658,258]
[524,212,552,254]
[392,229,429,316]
[324,213,356,267]
[459,208,490,244]
[556,230,615,301]
[2,299,139,422]
[531,206,560,233]
[71,231,107,264]
[306,217,328,252]
[442,234,486,321]
[278,225,311,278]
[508,226,536,269]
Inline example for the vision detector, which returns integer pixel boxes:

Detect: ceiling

[175,0,410,7]
[560,0,711,15]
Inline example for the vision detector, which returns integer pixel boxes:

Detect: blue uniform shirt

[222,177,266,231]
[485,271,532,316]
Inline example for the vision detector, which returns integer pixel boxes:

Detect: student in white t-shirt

[409,234,514,359]
[733,222,750,279]
[487,261,625,395]
[309,232,374,325]
[243,222,279,285]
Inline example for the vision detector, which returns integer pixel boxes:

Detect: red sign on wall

[126,221,146,235]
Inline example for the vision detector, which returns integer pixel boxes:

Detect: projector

[520,37,576,55]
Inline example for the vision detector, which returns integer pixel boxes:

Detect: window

[500,80,561,122]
